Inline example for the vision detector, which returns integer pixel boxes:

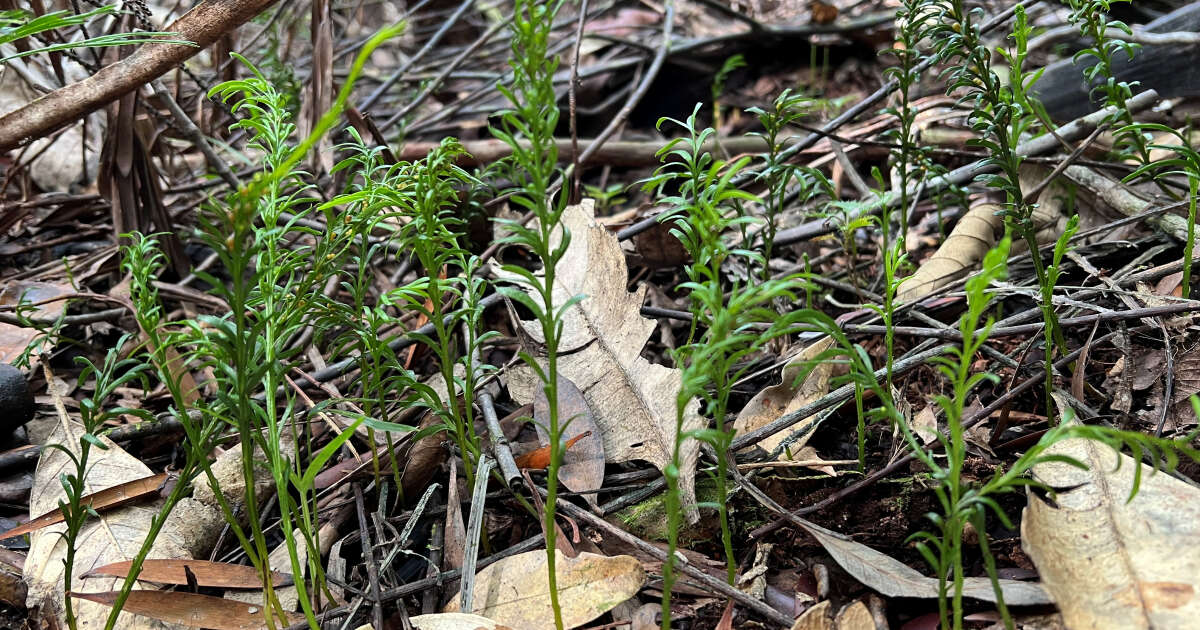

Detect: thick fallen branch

[0,0,278,152]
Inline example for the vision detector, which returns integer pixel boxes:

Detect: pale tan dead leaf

[898,165,1065,302]
[834,601,875,630]
[791,600,833,630]
[1021,396,1200,629]
[443,550,643,629]
[733,337,835,460]
[501,200,704,522]
[912,405,939,446]
[354,613,510,630]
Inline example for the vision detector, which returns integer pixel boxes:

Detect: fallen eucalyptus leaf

[443,549,643,629]
[69,590,303,630]
[500,200,703,522]
[733,337,836,461]
[1022,420,1200,628]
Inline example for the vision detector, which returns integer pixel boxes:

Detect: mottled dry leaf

[1021,396,1200,629]
[533,376,604,506]
[734,337,835,460]
[69,590,303,630]
[83,559,290,589]
[0,473,166,540]
[501,200,703,522]
[443,550,643,629]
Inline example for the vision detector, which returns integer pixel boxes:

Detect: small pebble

[0,364,34,433]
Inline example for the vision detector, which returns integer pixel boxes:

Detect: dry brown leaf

[533,375,604,505]
[0,472,166,541]
[1021,398,1200,629]
[443,550,643,629]
[898,165,1066,302]
[501,200,704,522]
[791,600,834,630]
[834,601,874,630]
[796,517,1050,605]
[733,337,835,460]
[0,281,70,363]
[83,559,290,589]
[69,590,303,630]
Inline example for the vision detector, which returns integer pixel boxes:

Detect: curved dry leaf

[83,559,291,589]
[501,200,703,522]
[443,550,644,629]
[898,165,1065,302]
[534,375,604,506]
[1021,413,1200,627]
[69,590,303,630]
[733,336,835,460]
[797,518,1050,605]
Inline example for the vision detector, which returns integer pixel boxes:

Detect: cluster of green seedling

[643,104,824,627]
[1064,0,1148,160]
[1124,125,1200,299]
[119,25,498,630]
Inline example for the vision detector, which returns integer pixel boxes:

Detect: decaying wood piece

[0,0,279,152]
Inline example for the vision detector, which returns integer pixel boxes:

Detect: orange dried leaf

[515,431,593,470]
[83,559,291,589]
[0,472,167,540]
[69,590,304,630]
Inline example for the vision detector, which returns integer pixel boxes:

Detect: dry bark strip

[0,0,278,151]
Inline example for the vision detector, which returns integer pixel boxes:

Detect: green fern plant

[643,105,811,628]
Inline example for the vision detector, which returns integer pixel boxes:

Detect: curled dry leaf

[733,336,835,460]
[532,375,604,506]
[897,165,1065,302]
[443,549,644,629]
[500,200,704,522]
[1021,396,1200,628]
